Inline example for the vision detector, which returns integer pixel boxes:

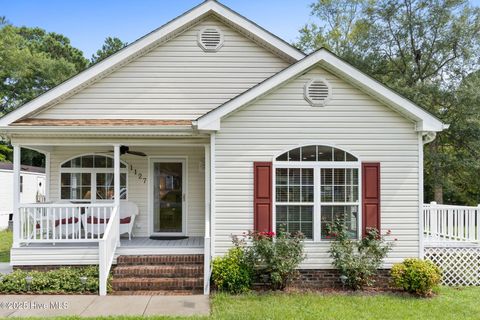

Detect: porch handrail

[423,202,480,243]
[18,203,115,244]
[98,205,119,296]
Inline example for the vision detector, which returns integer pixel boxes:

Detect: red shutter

[362,163,381,237]
[253,162,273,232]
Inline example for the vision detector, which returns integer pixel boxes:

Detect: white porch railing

[423,202,480,243]
[99,205,119,296]
[18,202,119,296]
[18,203,115,243]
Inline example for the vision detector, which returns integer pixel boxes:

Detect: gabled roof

[196,49,447,132]
[0,0,305,127]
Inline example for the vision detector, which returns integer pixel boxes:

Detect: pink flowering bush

[328,220,394,290]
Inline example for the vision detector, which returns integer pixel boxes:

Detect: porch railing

[18,203,115,243]
[17,202,119,296]
[423,202,480,243]
[99,205,119,296]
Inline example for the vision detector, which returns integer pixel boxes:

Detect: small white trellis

[424,247,480,286]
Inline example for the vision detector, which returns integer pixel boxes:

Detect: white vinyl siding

[214,66,420,269]
[33,16,290,120]
[45,144,205,237]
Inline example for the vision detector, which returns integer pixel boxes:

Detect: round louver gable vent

[304,78,332,107]
[198,27,224,52]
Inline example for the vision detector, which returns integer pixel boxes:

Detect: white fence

[423,202,480,243]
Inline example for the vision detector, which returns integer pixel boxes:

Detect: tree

[90,37,127,65]
[0,23,89,116]
[295,0,480,204]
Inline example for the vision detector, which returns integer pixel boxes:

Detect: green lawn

[19,287,480,320]
[0,230,12,262]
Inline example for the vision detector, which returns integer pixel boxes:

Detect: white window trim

[59,154,128,202]
[272,145,362,242]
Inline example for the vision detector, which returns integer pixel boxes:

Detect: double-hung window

[274,145,360,241]
[60,155,127,202]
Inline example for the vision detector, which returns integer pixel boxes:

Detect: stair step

[112,277,204,291]
[117,255,204,266]
[113,265,204,278]
[112,290,203,296]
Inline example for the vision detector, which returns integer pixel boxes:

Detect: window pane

[301,146,317,161]
[106,157,113,168]
[288,148,301,161]
[301,186,314,202]
[121,173,127,186]
[318,146,333,161]
[61,173,71,186]
[72,157,82,168]
[334,169,346,185]
[346,152,357,161]
[289,169,301,185]
[321,186,333,202]
[334,186,345,202]
[82,155,94,168]
[289,186,301,202]
[276,186,288,202]
[321,169,333,185]
[275,205,313,239]
[321,205,358,239]
[94,155,107,168]
[277,152,288,161]
[61,187,71,199]
[302,168,314,185]
[334,148,346,161]
[276,169,288,185]
[62,161,71,168]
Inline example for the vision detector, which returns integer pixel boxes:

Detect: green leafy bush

[0,266,109,293]
[212,247,253,294]
[391,258,442,296]
[242,230,305,290]
[328,221,393,290]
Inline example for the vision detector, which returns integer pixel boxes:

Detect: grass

[0,229,12,262]
[13,287,480,320]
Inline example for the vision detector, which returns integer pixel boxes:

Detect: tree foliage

[296,0,480,204]
[0,24,88,116]
[90,37,127,65]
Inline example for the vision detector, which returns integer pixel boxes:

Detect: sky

[2,0,480,59]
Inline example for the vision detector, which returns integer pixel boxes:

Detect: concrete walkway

[0,295,210,317]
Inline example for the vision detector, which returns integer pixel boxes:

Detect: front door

[151,159,186,235]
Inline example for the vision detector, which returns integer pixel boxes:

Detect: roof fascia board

[0,0,305,127]
[197,49,445,132]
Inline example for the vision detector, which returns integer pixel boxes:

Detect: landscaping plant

[242,230,305,290]
[391,258,442,296]
[211,246,253,294]
[0,266,109,293]
[328,220,393,290]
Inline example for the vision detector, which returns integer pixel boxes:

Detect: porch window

[60,155,127,201]
[275,145,360,241]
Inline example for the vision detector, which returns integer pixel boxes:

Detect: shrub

[242,230,305,290]
[212,246,253,294]
[0,266,109,293]
[328,220,393,290]
[391,258,442,296]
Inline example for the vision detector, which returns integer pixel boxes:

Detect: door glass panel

[153,162,183,233]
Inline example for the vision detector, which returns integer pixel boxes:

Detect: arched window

[60,155,127,201]
[274,145,360,241]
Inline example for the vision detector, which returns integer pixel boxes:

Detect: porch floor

[18,236,204,257]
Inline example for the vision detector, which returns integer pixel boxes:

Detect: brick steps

[113,264,203,278]
[112,255,204,295]
[112,277,204,291]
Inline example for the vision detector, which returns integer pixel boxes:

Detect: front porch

[9,136,213,295]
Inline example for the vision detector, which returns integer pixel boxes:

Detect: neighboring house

[0,163,45,230]
[0,0,446,295]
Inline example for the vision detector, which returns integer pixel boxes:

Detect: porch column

[204,144,211,295]
[113,144,121,245]
[12,145,21,248]
[45,152,51,201]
